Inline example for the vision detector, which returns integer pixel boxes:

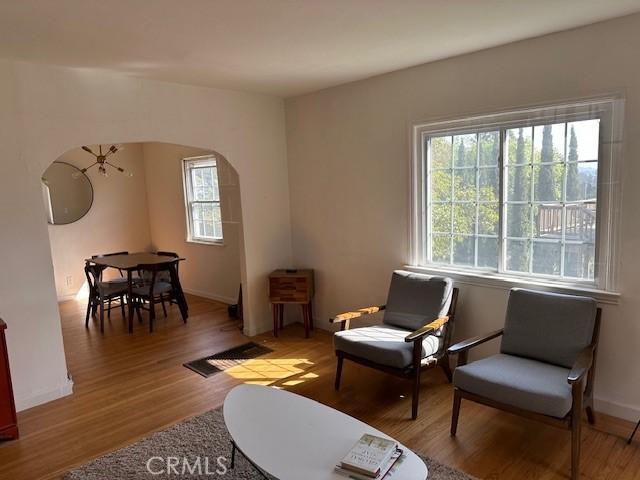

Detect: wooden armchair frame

[330,288,459,420]
[447,308,602,480]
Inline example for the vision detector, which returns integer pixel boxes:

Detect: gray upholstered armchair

[448,288,601,480]
[330,271,458,419]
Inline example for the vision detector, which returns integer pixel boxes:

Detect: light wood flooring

[0,295,638,479]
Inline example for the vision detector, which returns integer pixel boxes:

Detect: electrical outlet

[66,275,73,287]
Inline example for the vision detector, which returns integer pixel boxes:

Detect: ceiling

[0,0,639,97]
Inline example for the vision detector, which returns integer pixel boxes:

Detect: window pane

[506,165,531,202]
[478,237,498,268]
[565,203,596,243]
[566,161,597,201]
[430,136,452,169]
[506,239,530,273]
[478,203,499,235]
[191,202,222,240]
[506,204,531,238]
[479,131,499,166]
[564,243,595,280]
[453,203,475,235]
[534,123,565,163]
[431,204,451,233]
[452,236,474,266]
[454,169,476,201]
[532,241,561,275]
[505,127,532,165]
[567,119,600,162]
[478,167,498,201]
[191,166,219,201]
[533,163,564,202]
[431,170,452,202]
[453,134,477,167]
[431,235,450,264]
[534,204,563,240]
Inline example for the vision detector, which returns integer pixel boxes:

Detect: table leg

[278,304,284,330]
[308,301,314,330]
[230,441,236,469]
[127,270,134,334]
[302,303,310,338]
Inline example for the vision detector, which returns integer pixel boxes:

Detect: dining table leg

[127,270,134,333]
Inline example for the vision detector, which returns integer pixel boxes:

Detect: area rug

[184,342,274,378]
[64,407,475,480]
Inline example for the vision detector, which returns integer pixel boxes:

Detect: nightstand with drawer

[268,269,314,338]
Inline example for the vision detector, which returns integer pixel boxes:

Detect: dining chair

[131,260,184,332]
[91,251,129,285]
[84,261,128,333]
[448,288,601,480]
[155,251,180,311]
[330,271,458,419]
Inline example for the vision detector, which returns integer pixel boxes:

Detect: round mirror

[42,162,94,225]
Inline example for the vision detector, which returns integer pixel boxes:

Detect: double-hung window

[411,98,622,291]
[182,155,223,244]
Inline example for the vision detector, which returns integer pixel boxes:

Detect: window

[182,155,223,244]
[411,98,622,291]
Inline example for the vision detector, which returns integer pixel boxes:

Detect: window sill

[186,239,225,247]
[403,264,620,305]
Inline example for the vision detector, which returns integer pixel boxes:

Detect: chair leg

[120,295,126,318]
[160,294,168,317]
[99,300,105,334]
[149,299,156,333]
[451,388,462,436]
[136,299,143,323]
[439,357,453,383]
[571,385,583,480]
[412,367,421,420]
[107,298,112,319]
[335,353,344,391]
[585,397,596,425]
[85,299,92,328]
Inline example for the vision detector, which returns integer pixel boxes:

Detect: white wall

[143,142,242,304]
[48,144,152,300]
[0,60,291,411]
[285,14,640,420]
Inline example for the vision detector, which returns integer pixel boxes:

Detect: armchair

[330,271,458,419]
[448,288,601,480]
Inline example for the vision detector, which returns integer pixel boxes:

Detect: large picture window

[411,99,622,290]
[182,155,223,244]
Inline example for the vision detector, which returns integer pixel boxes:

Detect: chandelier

[72,144,133,178]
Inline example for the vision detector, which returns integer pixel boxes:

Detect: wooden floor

[0,295,638,480]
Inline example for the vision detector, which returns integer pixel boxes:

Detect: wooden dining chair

[131,260,184,332]
[155,251,181,311]
[84,261,128,333]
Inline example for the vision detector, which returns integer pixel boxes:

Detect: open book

[338,434,399,478]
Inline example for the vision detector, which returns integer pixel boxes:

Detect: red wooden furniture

[0,319,18,440]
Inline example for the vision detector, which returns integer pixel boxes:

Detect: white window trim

[409,96,624,299]
[182,155,224,246]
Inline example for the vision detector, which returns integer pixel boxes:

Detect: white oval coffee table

[223,384,428,479]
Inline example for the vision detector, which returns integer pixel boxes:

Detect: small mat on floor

[183,342,273,378]
[64,406,476,480]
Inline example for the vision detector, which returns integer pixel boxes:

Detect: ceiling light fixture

[72,144,133,178]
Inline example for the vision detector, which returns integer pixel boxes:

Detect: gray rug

[64,406,474,480]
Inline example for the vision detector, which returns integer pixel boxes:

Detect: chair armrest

[404,316,449,343]
[568,346,595,385]
[330,305,386,324]
[447,329,504,355]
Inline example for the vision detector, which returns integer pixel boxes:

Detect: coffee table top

[223,384,428,480]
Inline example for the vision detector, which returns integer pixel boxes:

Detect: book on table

[335,448,404,479]
[338,433,401,478]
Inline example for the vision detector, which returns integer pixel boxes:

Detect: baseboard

[14,377,74,412]
[594,396,640,422]
[181,288,236,305]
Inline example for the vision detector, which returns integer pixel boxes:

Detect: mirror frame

[43,161,94,226]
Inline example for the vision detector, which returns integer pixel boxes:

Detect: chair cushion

[132,282,173,297]
[97,282,128,297]
[453,353,573,418]
[383,271,453,331]
[501,288,597,368]
[334,325,440,369]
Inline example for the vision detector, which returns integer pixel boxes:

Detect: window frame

[182,155,224,245]
[410,97,623,295]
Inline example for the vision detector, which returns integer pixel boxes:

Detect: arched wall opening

[43,142,244,310]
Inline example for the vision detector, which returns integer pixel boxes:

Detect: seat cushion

[133,282,172,297]
[334,325,440,369]
[383,271,453,331]
[453,353,573,418]
[97,282,128,297]
[501,288,597,368]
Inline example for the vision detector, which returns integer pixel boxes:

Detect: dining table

[86,252,189,333]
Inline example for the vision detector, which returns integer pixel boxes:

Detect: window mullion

[498,128,506,274]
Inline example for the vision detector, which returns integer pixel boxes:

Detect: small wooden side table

[268,269,314,338]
